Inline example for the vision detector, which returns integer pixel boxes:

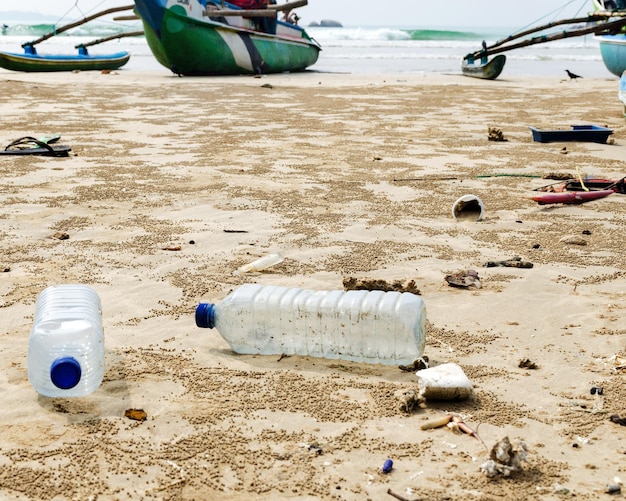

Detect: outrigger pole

[23,5,135,48]
[464,13,626,61]
[75,30,144,50]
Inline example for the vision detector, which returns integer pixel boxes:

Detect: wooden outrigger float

[0,5,143,72]
[462,11,626,80]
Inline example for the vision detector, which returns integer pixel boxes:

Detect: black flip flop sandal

[0,136,71,157]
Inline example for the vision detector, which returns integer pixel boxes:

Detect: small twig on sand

[393,176,457,182]
[387,488,423,501]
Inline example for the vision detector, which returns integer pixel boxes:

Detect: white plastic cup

[28,285,105,397]
[196,284,426,365]
[452,194,485,221]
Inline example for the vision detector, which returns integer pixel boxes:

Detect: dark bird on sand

[565,69,583,80]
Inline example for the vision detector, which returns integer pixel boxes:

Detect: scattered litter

[387,488,415,501]
[0,135,71,157]
[605,483,622,494]
[233,252,283,275]
[381,459,393,474]
[420,414,454,430]
[519,358,539,370]
[124,408,147,421]
[529,125,613,144]
[306,443,323,455]
[2,265,10,273]
[484,256,533,268]
[488,127,508,142]
[448,415,487,450]
[610,414,626,426]
[398,356,429,372]
[560,235,587,246]
[395,388,424,414]
[52,232,69,240]
[480,437,528,478]
[452,194,484,221]
[343,277,420,294]
[162,245,182,251]
[590,386,604,395]
[445,269,481,289]
[415,363,474,400]
[421,414,486,449]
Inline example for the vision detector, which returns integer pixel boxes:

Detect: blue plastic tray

[529,125,613,143]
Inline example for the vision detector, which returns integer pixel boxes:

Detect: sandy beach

[0,68,625,500]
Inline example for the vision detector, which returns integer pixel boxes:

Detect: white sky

[7,0,594,27]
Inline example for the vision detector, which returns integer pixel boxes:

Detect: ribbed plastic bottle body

[27,285,104,397]
[204,284,426,365]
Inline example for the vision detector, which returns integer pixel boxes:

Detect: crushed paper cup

[416,363,474,400]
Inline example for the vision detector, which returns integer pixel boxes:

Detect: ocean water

[0,20,616,78]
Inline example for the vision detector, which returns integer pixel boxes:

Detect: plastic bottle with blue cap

[196,284,426,365]
[27,284,105,397]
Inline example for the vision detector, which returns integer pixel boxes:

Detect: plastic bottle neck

[195,303,216,329]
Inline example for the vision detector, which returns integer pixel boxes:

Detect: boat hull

[596,34,626,77]
[462,55,506,80]
[0,51,130,72]
[134,0,321,75]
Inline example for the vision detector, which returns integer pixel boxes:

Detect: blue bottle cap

[50,357,82,390]
[195,303,216,329]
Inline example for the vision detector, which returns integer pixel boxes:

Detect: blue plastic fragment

[382,459,393,474]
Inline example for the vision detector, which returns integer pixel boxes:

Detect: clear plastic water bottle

[195,284,426,365]
[28,284,105,397]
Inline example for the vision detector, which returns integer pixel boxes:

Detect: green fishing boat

[133,0,321,76]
